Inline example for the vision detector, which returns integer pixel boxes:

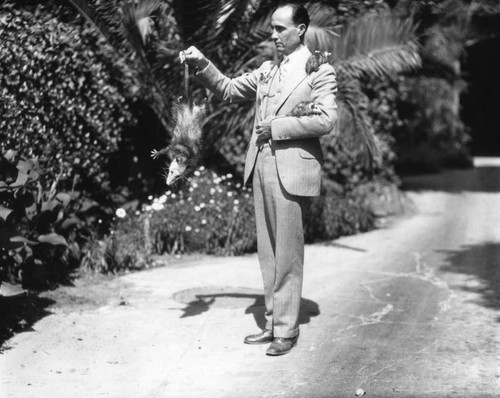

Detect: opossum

[151,100,207,185]
[289,101,322,117]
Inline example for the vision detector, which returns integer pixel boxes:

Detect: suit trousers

[252,143,308,338]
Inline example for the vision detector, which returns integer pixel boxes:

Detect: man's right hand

[182,46,209,70]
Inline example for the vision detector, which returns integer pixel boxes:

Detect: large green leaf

[10,171,28,189]
[38,233,68,247]
[10,236,38,245]
[0,205,13,221]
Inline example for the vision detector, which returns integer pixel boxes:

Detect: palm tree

[66,0,421,172]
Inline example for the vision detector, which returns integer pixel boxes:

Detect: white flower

[145,205,152,211]
[209,199,215,204]
[236,183,242,188]
[194,170,201,177]
[152,202,164,211]
[199,166,205,171]
[158,195,167,204]
[210,188,216,195]
[189,187,194,192]
[171,193,176,198]
[194,206,201,212]
[200,203,205,208]
[233,199,239,205]
[201,219,207,225]
[227,191,233,197]
[115,208,126,218]
[192,182,199,188]
[185,226,192,232]
[226,173,233,179]
[148,195,153,200]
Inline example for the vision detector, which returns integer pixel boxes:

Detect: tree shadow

[179,293,320,329]
[0,292,55,352]
[438,242,500,320]
[402,165,500,193]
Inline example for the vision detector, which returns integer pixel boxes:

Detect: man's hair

[279,2,310,33]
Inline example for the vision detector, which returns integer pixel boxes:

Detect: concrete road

[1,158,499,398]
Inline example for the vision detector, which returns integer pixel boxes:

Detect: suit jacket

[197,46,338,197]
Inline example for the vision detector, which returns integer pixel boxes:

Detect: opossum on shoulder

[151,100,207,185]
[289,101,322,117]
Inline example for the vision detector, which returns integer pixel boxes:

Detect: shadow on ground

[0,293,55,352]
[179,293,320,329]
[402,166,500,193]
[438,242,500,320]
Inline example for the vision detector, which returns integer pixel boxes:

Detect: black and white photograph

[0,0,499,397]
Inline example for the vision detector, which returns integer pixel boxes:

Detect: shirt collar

[283,44,307,65]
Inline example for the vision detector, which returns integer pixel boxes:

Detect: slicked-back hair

[278,2,310,33]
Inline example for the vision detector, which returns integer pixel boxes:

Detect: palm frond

[304,2,341,53]
[335,41,421,81]
[336,79,381,169]
[170,0,221,43]
[66,0,117,45]
[121,0,162,49]
[329,11,418,61]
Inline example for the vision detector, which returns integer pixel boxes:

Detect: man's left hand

[256,122,272,147]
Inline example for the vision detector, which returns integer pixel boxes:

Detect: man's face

[270,6,304,56]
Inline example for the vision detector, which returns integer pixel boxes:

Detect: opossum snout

[166,158,188,185]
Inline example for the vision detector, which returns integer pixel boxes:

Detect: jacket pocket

[297,147,316,159]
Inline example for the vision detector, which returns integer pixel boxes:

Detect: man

[183,3,337,356]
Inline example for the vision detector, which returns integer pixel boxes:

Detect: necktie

[279,56,289,82]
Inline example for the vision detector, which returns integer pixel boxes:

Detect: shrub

[0,151,110,289]
[305,180,375,243]
[0,1,134,193]
[83,166,383,273]
[395,76,472,173]
[83,167,257,273]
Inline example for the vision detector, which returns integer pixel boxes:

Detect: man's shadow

[179,293,320,329]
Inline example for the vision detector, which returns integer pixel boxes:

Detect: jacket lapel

[274,47,311,114]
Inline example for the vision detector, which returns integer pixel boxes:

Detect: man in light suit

[184,2,337,356]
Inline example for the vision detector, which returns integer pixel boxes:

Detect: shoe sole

[244,339,273,345]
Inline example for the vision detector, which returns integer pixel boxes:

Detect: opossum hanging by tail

[151,100,207,185]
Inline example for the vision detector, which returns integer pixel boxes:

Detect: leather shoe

[244,329,273,345]
[266,336,298,356]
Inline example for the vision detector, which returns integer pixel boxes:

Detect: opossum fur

[152,101,207,184]
[289,101,321,117]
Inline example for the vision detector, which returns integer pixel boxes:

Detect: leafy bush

[0,1,134,192]
[394,76,472,173]
[83,167,257,272]
[305,180,375,243]
[0,151,109,289]
[83,166,382,272]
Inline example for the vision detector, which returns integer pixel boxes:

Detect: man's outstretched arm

[183,46,261,103]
